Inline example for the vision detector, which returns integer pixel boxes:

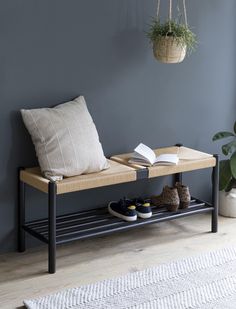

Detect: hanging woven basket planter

[153,36,186,63]
[148,0,197,64]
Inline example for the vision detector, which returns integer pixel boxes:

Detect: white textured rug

[24,247,236,309]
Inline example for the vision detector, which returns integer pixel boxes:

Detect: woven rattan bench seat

[20,146,216,195]
[110,146,216,178]
[20,159,136,195]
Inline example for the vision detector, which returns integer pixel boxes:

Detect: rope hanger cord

[156,0,188,27]
[169,0,172,31]
[169,0,172,21]
[183,0,188,26]
[156,0,161,20]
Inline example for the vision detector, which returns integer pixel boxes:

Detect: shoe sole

[108,203,137,222]
[136,211,152,219]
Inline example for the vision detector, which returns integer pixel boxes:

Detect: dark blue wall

[0,0,235,252]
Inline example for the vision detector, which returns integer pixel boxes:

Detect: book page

[134,143,156,165]
[128,158,152,167]
[132,152,147,161]
[155,154,179,165]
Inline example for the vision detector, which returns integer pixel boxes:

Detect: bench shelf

[18,145,219,274]
[23,198,213,246]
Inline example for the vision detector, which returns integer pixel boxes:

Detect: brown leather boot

[175,182,191,209]
[151,186,180,212]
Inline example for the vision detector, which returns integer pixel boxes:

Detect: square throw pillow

[21,96,109,178]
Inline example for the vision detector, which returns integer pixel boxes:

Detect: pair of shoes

[151,182,191,212]
[108,198,152,222]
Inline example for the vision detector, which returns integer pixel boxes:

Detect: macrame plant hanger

[153,0,189,64]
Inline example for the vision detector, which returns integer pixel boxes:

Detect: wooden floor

[0,213,235,309]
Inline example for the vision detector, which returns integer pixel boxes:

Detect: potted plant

[213,122,236,217]
[147,20,197,64]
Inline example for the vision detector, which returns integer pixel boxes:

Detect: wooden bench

[18,146,219,274]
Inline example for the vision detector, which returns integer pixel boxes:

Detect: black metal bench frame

[18,153,219,274]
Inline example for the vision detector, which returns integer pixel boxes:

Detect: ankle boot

[151,186,180,212]
[175,182,191,209]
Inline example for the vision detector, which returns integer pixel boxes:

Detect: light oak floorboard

[0,214,235,309]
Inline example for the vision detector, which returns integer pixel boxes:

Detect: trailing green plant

[147,20,197,54]
[213,121,236,191]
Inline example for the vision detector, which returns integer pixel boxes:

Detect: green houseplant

[147,0,197,63]
[213,122,236,191]
[147,20,197,63]
[213,122,236,217]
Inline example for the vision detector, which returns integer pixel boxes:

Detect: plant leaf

[230,152,236,179]
[219,160,232,191]
[234,121,236,134]
[225,178,236,192]
[146,20,197,54]
[212,131,235,141]
[222,141,236,156]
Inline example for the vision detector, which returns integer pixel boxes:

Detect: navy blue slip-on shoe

[108,198,137,222]
[134,198,152,219]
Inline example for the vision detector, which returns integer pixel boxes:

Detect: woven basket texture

[153,36,186,63]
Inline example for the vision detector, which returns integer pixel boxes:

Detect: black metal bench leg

[174,143,183,185]
[174,172,182,184]
[48,181,57,274]
[18,168,26,252]
[211,154,219,233]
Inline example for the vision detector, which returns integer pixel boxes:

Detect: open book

[129,143,179,167]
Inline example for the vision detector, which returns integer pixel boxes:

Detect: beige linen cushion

[21,96,109,178]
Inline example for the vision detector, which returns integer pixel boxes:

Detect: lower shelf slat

[23,198,213,245]
[56,205,213,244]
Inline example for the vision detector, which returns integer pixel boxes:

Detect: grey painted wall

[0,0,235,253]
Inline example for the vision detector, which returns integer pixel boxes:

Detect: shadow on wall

[4,0,149,188]
[0,111,37,250]
[81,0,149,96]
[113,0,148,63]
